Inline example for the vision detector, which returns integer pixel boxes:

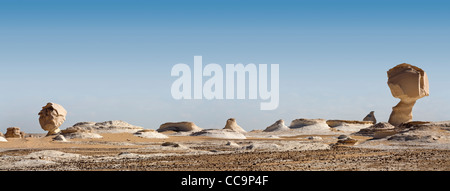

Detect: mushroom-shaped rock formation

[157,122,202,132]
[38,102,67,136]
[223,118,246,133]
[387,64,429,126]
[363,111,377,124]
[263,119,289,132]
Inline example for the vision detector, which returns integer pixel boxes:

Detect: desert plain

[0,119,449,171]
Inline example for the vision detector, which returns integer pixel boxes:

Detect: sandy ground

[1,132,449,171]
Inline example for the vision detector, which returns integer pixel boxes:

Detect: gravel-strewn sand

[1,130,449,171]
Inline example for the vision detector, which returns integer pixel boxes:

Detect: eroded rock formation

[157,122,202,132]
[61,126,103,139]
[5,127,25,138]
[264,119,289,132]
[326,120,374,133]
[289,118,327,129]
[289,118,332,134]
[363,111,377,124]
[326,120,374,128]
[386,121,449,143]
[223,118,246,133]
[38,103,67,136]
[355,122,396,138]
[70,120,144,133]
[387,64,429,126]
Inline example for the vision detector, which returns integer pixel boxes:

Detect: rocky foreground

[0,145,448,171]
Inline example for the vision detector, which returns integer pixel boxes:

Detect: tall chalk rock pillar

[387,63,429,126]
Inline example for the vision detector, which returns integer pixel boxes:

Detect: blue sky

[1,0,449,133]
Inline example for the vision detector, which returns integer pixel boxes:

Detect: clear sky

[1,0,449,133]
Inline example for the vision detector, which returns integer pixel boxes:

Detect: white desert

[0,63,449,171]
